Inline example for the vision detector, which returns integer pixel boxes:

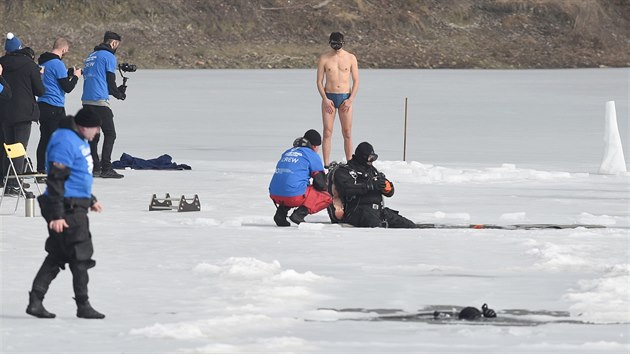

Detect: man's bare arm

[316,57,328,100]
[340,54,359,112]
[317,56,335,114]
[349,54,359,100]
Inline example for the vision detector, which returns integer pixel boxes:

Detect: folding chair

[0,143,47,214]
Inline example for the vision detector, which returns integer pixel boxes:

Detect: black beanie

[304,129,322,146]
[354,142,376,163]
[74,107,102,127]
[104,31,122,42]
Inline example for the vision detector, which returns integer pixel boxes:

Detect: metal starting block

[149,193,201,212]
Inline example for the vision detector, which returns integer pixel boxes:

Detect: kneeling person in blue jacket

[269,129,332,226]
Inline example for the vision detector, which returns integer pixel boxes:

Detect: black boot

[76,299,105,319]
[274,206,291,227]
[289,206,309,225]
[99,169,124,179]
[26,291,56,318]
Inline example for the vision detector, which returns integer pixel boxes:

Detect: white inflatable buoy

[599,100,627,174]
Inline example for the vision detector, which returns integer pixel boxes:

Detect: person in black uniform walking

[26,107,105,319]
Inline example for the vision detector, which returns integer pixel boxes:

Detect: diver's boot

[76,299,105,319]
[26,291,56,318]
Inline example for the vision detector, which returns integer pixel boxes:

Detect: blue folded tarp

[112,153,192,170]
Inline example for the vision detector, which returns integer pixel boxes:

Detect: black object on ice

[318,305,585,327]
[454,303,497,320]
[457,306,483,320]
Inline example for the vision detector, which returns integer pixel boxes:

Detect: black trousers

[36,102,66,172]
[31,256,92,303]
[32,200,96,303]
[85,105,116,171]
[344,205,417,228]
[1,121,32,186]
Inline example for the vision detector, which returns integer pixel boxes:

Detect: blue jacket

[82,45,117,101]
[269,146,324,197]
[38,52,78,107]
[45,128,94,198]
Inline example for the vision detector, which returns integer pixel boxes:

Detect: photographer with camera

[329,142,417,228]
[36,37,82,175]
[81,31,128,179]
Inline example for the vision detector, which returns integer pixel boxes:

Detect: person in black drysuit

[332,142,417,228]
[26,108,105,319]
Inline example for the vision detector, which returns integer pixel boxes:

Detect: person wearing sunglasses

[329,142,417,228]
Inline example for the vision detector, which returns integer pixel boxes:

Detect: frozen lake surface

[1,69,629,353]
[58,68,630,170]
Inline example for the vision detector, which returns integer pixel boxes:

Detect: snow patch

[303,309,381,322]
[375,161,577,184]
[297,222,327,230]
[220,216,270,227]
[194,257,330,283]
[179,218,221,226]
[194,257,282,279]
[577,212,617,226]
[189,336,315,353]
[271,269,326,282]
[500,212,527,221]
[416,211,471,222]
[565,265,630,323]
[130,314,299,340]
[528,242,591,270]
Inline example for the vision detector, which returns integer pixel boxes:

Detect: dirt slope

[1,0,628,69]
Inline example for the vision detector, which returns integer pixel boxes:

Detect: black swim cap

[354,142,378,164]
[304,129,322,146]
[329,32,344,50]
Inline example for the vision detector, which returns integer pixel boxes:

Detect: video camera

[117,62,137,88]
[118,63,137,73]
